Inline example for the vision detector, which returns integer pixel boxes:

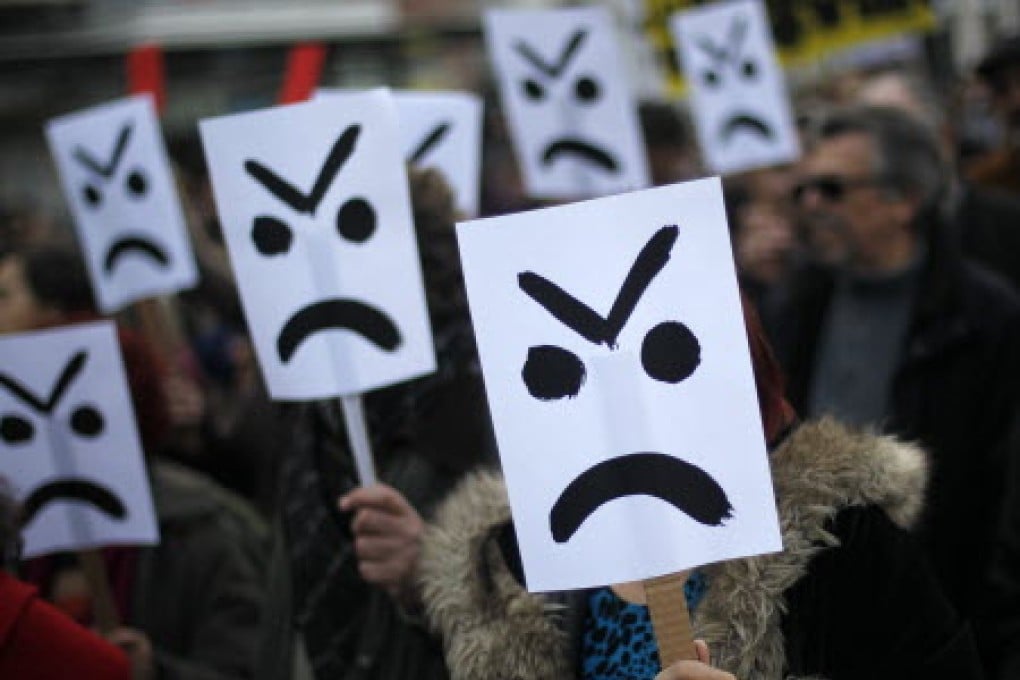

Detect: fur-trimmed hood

[419,419,927,680]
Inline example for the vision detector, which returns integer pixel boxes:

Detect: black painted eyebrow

[695,16,750,66]
[518,272,607,346]
[727,16,749,60]
[695,36,728,64]
[244,124,361,216]
[513,28,589,79]
[0,350,87,414]
[518,225,679,349]
[604,226,678,343]
[408,121,452,164]
[72,124,133,179]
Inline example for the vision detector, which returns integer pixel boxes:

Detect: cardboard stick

[340,394,377,487]
[76,549,120,634]
[644,572,697,666]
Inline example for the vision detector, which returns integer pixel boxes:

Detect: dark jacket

[762,229,1020,677]
[420,419,983,680]
[257,345,495,680]
[132,461,267,680]
[954,184,1020,293]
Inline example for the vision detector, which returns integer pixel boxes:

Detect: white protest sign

[0,321,158,558]
[671,0,800,175]
[316,88,484,218]
[199,93,436,401]
[457,178,781,591]
[484,6,650,199]
[393,91,483,218]
[46,95,198,313]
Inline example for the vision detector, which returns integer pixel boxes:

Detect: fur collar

[420,418,927,680]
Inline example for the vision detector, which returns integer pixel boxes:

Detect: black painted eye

[523,78,545,101]
[522,345,586,401]
[336,198,376,243]
[0,414,33,444]
[126,169,148,197]
[252,216,293,256]
[575,76,599,103]
[741,60,757,79]
[70,405,104,437]
[641,321,701,384]
[703,70,720,88]
[82,184,102,208]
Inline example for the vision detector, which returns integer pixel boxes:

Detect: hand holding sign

[456,179,781,662]
[200,93,437,485]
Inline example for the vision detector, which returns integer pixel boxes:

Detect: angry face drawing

[0,322,158,558]
[199,92,436,400]
[484,7,650,198]
[456,179,781,591]
[46,95,198,313]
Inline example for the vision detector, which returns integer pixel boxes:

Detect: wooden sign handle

[76,549,121,634]
[644,572,697,667]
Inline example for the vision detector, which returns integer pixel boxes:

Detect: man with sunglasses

[764,105,1020,680]
[852,69,1020,294]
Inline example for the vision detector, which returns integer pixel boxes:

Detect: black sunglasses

[791,175,882,203]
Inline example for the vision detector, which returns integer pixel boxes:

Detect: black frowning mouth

[549,452,732,543]
[541,138,619,172]
[21,479,127,526]
[276,298,402,363]
[719,114,774,142]
[103,236,170,273]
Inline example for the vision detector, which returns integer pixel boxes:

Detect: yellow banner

[644,0,937,95]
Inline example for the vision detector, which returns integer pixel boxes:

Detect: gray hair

[853,69,946,132]
[810,105,950,220]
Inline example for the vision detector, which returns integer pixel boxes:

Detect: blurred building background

[1,0,1018,217]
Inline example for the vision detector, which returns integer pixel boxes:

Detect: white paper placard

[457,178,781,591]
[0,322,159,558]
[393,91,483,218]
[671,0,800,175]
[316,88,484,218]
[45,95,199,313]
[199,93,436,401]
[484,6,650,199]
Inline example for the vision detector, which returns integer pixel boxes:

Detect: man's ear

[881,188,921,228]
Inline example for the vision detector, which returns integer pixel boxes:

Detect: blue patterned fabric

[581,571,708,680]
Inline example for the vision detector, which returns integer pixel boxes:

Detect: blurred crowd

[0,28,1019,680]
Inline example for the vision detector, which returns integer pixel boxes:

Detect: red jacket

[0,572,130,679]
